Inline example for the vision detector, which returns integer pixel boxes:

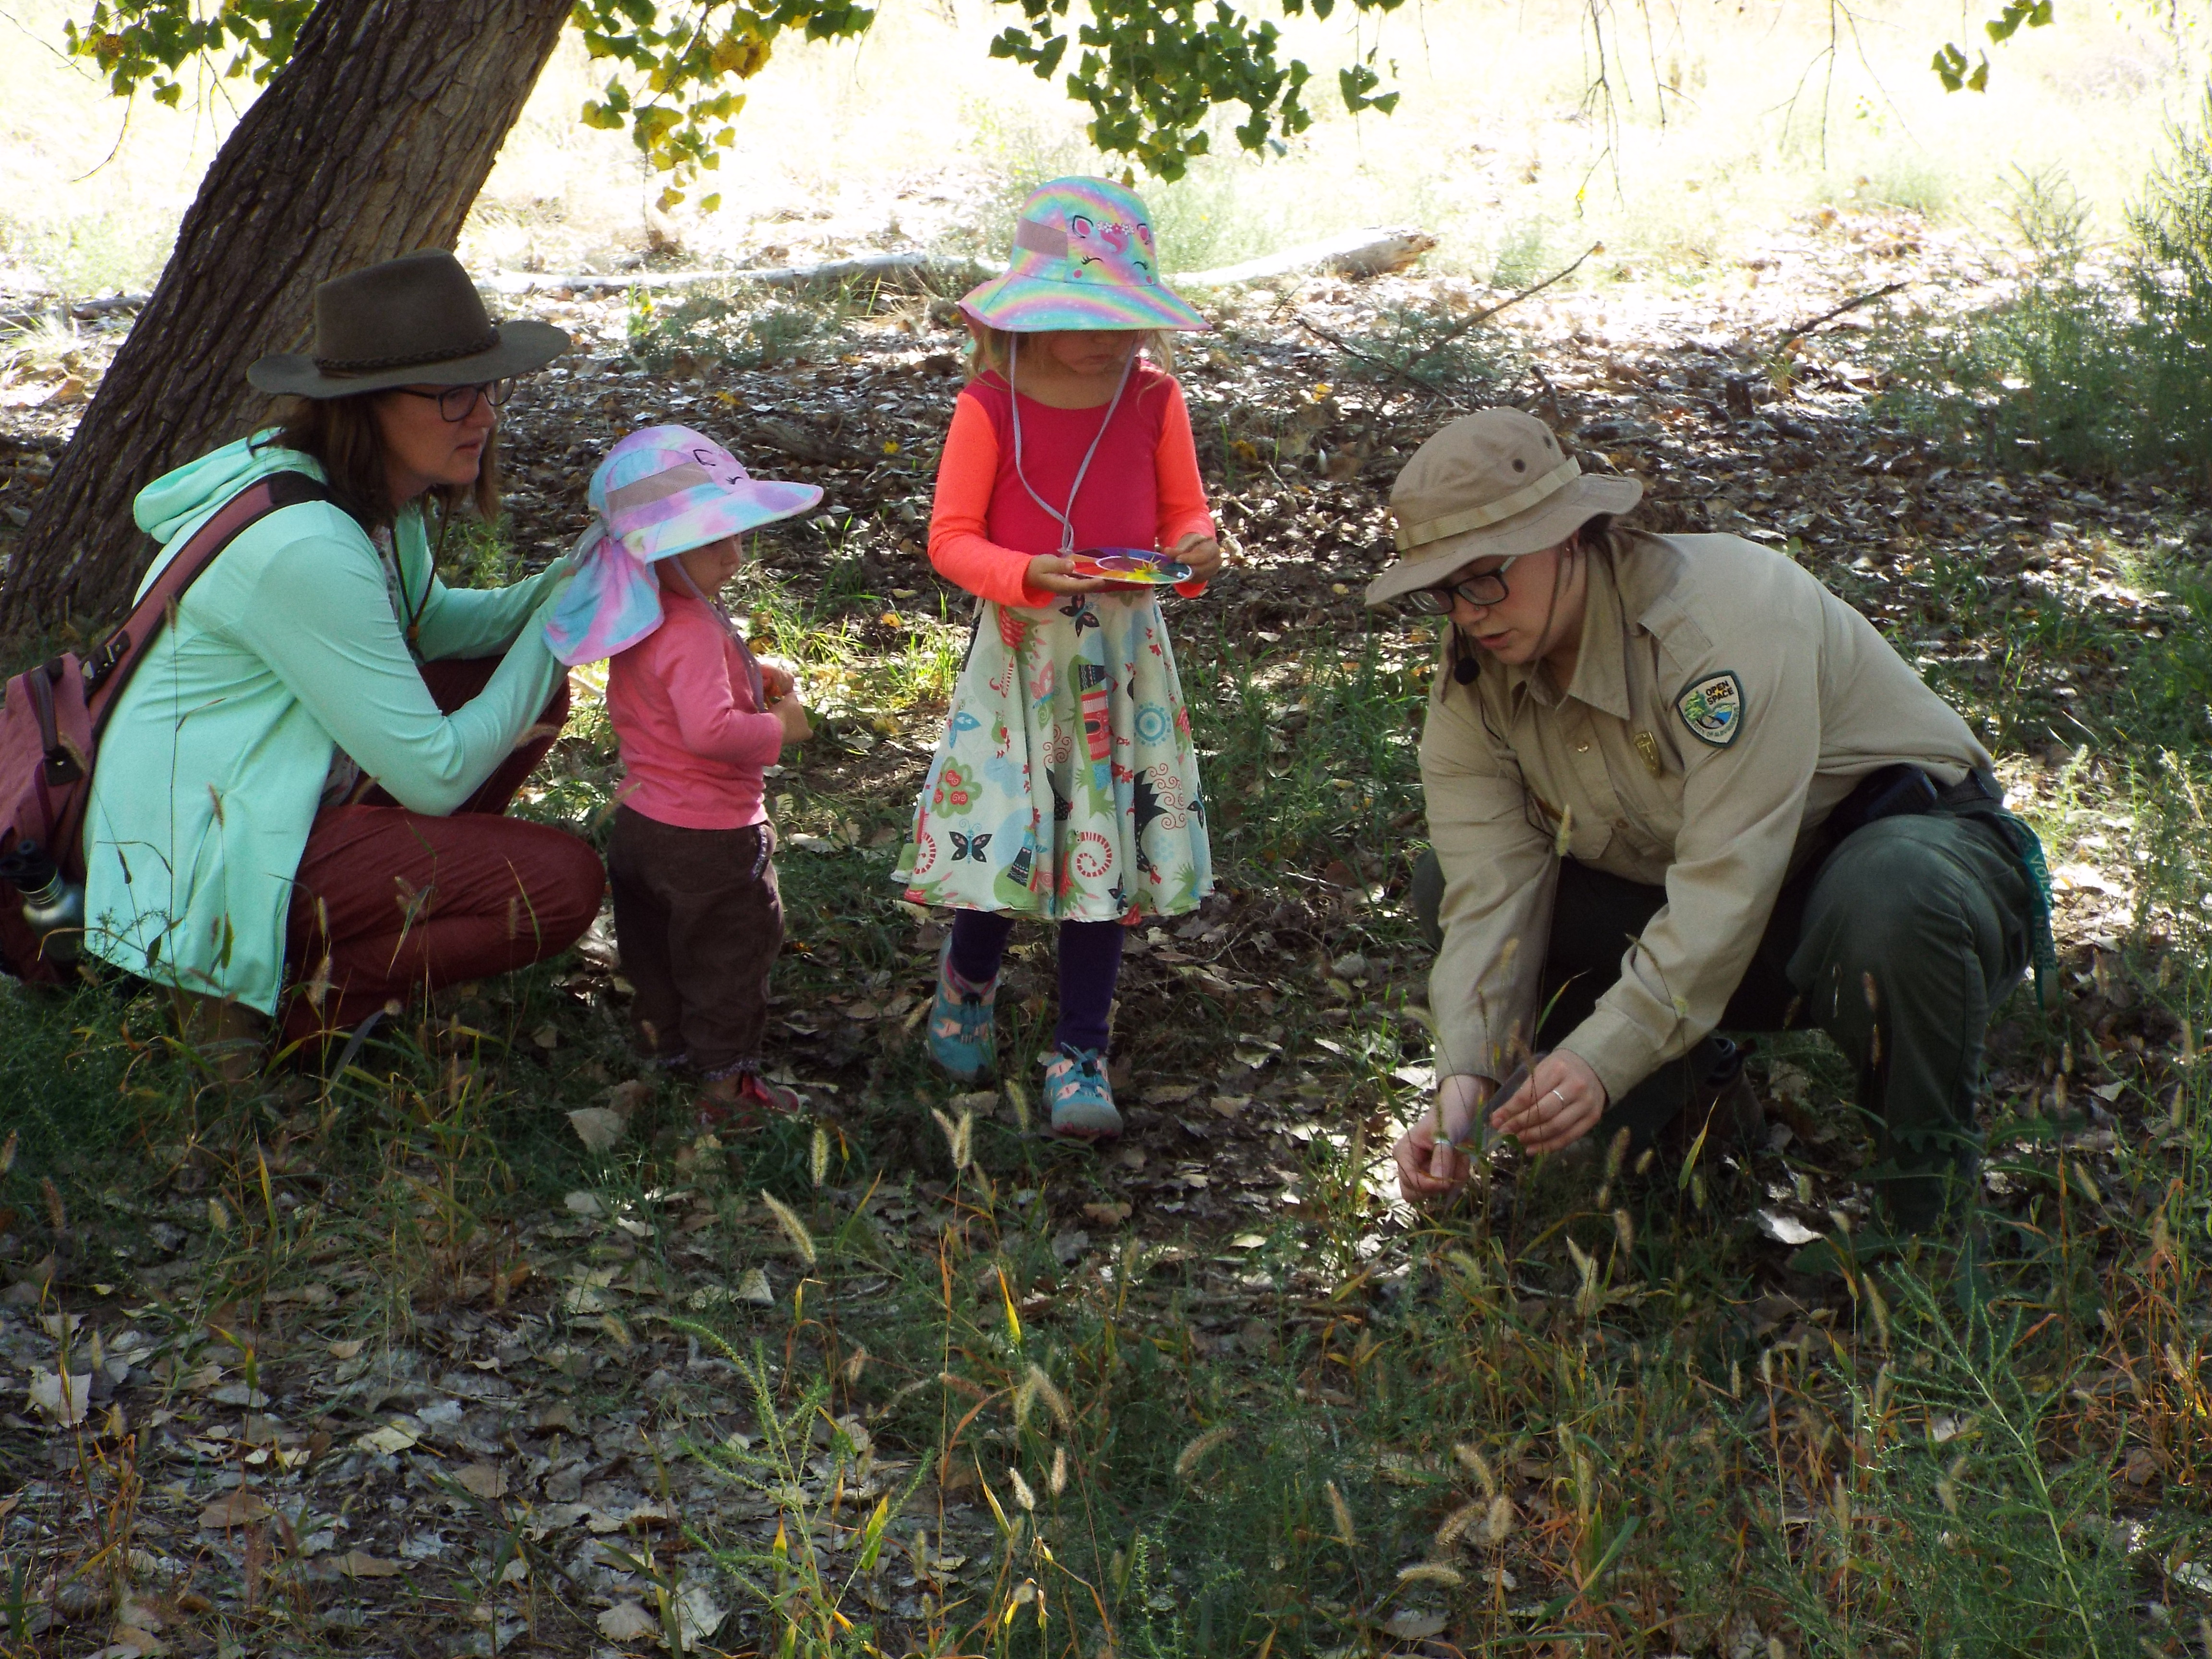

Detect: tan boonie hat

[1364,408,1643,606]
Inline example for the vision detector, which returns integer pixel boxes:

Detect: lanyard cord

[671,561,768,709]
[1008,335,1136,558]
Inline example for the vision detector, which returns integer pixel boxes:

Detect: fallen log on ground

[1170,226,1437,288]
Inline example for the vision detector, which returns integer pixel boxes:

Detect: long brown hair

[258,393,501,530]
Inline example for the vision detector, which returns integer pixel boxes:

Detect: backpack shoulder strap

[83,471,340,724]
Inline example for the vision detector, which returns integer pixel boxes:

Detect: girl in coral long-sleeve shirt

[894,175,1221,1141]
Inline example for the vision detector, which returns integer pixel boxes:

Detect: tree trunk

[0,0,574,635]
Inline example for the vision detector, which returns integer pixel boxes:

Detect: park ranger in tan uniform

[1374,409,2049,1233]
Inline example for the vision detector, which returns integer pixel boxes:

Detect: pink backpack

[0,471,337,981]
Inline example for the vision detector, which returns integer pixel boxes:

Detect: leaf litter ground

[2,203,2211,1658]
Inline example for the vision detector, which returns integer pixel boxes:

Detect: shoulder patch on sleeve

[1675,670,1745,747]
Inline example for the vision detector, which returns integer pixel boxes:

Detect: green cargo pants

[1411,807,2034,1228]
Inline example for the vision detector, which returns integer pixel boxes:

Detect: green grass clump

[1878,93,2212,482]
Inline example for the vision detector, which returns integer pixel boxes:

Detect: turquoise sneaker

[1044,1043,1121,1141]
[926,939,998,1081]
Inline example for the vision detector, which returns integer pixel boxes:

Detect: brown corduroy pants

[282,659,602,1043]
[607,805,782,1079]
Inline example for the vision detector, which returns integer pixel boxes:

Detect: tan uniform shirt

[1420,532,1992,1102]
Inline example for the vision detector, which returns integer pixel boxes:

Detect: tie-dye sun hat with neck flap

[544,425,820,666]
[958,176,1209,335]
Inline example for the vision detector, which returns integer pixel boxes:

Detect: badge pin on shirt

[1634,731,1664,777]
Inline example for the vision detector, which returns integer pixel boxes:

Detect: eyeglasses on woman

[394,379,516,421]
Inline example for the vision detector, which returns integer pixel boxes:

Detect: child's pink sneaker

[696,1070,803,1131]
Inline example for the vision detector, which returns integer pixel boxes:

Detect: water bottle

[1,839,84,962]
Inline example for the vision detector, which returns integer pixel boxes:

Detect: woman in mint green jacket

[83,251,603,1068]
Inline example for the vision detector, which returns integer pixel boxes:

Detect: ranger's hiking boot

[1044,1043,1121,1142]
[1669,1036,1764,1162]
[927,938,998,1081]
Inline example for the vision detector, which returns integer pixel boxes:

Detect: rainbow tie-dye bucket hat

[544,425,820,665]
[958,177,1208,334]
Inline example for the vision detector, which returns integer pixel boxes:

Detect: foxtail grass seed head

[1013,1370,1039,1432]
[1175,1425,1235,1481]
[1613,1208,1635,1254]
[1004,1078,1032,1132]
[759,1190,817,1266]
[1691,1170,1708,1211]
[41,1175,66,1234]
[1434,1502,1484,1548]
[2183,1020,2197,1062]
[1603,1125,1629,1181]
[207,1196,231,1235]
[929,1107,973,1171]
[1049,1444,1068,1497]
[2172,1087,2188,1129]
[810,1124,830,1187]
[1396,1563,1464,1588]
[1008,1467,1036,1512]
[2053,1071,2068,1111]
[1483,1495,1515,1544]
[1634,1147,1655,1176]
[1325,1480,1357,1546]
[1730,1358,1742,1399]
[1026,1363,1071,1431]
[844,1346,869,1384]
[1453,1443,1497,1497]
[1863,1273,1891,1349]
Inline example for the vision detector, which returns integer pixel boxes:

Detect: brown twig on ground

[1779,280,1910,348]
[1292,243,1600,403]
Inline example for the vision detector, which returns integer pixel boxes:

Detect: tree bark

[0,0,574,634]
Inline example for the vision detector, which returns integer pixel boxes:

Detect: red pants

[281,660,604,1042]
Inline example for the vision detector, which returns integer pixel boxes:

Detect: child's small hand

[1026,554,1110,595]
[1172,533,1223,584]
[758,659,797,705]
[773,698,813,745]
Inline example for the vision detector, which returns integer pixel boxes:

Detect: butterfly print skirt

[895,592,1212,922]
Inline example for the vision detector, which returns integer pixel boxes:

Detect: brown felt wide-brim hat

[1364,408,1643,606]
[247,249,569,399]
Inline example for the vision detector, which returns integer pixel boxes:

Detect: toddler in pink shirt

[545,426,819,1123]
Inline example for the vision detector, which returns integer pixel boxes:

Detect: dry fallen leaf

[1081,1202,1133,1226]
[1382,1609,1448,1640]
[597,1600,659,1641]
[564,1190,606,1218]
[1141,1082,1198,1105]
[454,1463,509,1500]
[197,1491,271,1529]
[27,1368,91,1428]
[326,1339,365,1360]
[674,1582,727,1648]
[1209,1095,1251,1118]
[736,1267,774,1305]
[333,1551,402,1578]
[568,1106,627,1152]
[355,1420,422,1455]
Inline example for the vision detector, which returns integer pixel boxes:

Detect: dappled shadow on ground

[3,212,2209,1656]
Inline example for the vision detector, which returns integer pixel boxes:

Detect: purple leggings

[949,911,1125,1055]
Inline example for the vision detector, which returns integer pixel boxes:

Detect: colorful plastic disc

[1067,547,1194,585]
